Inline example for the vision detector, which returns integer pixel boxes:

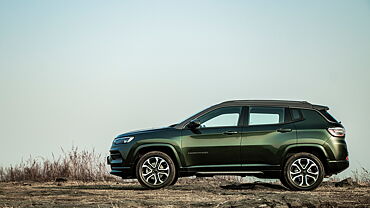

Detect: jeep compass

[107,100,349,191]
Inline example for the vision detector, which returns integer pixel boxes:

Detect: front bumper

[110,166,134,178]
[107,153,135,178]
[327,160,349,174]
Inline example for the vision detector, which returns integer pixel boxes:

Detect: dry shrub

[351,167,370,185]
[0,147,117,182]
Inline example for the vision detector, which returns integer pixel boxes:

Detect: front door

[181,106,242,170]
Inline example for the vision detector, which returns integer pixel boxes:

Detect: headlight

[113,136,135,145]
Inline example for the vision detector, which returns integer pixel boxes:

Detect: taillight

[328,127,346,137]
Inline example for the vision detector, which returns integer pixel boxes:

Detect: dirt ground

[0,178,369,208]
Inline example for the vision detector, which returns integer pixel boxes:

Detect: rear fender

[282,144,329,163]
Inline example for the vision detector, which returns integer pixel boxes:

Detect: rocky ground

[0,178,369,208]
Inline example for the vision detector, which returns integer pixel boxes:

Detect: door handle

[223,131,239,135]
[277,128,292,133]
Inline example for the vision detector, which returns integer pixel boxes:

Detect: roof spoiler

[312,104,329,111]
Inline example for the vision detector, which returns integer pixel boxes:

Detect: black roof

[219,100,329,110]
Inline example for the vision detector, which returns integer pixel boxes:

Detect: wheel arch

[132,144,182,170]
[282,144,329,174]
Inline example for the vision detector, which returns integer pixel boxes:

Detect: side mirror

[187,120,201,129]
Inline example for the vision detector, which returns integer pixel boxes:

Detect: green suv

[107,100,349,191]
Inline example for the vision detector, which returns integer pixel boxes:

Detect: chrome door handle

[223,131,239,135]
[277,128,292,133]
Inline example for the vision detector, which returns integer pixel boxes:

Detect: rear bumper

[327,160,349,174]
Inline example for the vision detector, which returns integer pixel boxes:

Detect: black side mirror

[187,120,201,129]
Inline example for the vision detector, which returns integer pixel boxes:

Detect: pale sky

[1,1,370,176]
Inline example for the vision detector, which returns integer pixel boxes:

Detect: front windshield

[174,107,211,126]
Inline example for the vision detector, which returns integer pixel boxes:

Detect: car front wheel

[281,152,325,191]
[136,151,177,189]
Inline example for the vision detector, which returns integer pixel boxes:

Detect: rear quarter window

[300,109,328,126]
[319,110,338,123]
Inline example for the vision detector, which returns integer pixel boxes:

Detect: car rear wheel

[136,151,177,189]
[281,152,325,191]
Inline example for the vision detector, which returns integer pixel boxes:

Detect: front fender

[128,143,183,168]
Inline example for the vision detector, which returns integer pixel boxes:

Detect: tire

[170,173,178,186]
[279,175,290,189]
[281,152,325,191]
[136,151,177,189]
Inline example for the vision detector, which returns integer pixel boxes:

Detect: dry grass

[0,147,369,185]
[0,147,116,182]
[326,167,370,185]
[351,167,370,184]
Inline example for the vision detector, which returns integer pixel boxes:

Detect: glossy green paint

[108,101,349,179]
[133,143,183,166]
[324,135,348,161]
[282,143,330,163]
[241,122,296,166]
[110,127,183,167]
[295,109,332,146]
[181,126,242,167]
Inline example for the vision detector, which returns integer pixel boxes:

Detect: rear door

[240,106,297,167]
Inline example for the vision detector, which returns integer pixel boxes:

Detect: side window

[319,110,338,123]
[198,106,242,128]
[249,107,285,125]
[291,108,302,121]
[300,109,328,126]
